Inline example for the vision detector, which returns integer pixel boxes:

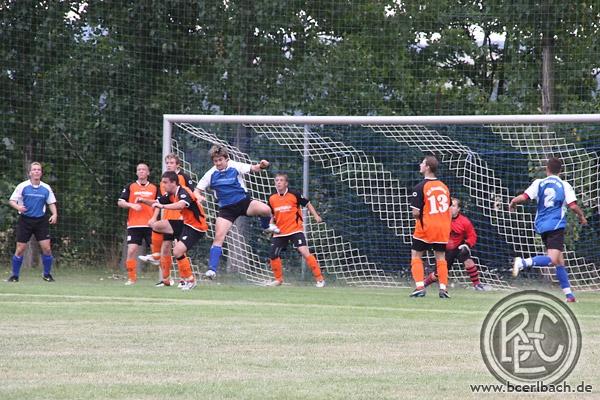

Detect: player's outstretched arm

[250,160,269,173]
[569,203,588,225]
[193,188,206,203]
[509,194,528,211]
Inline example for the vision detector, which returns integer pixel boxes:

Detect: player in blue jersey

[509,157,587,302]
[196,145,279,279]
[7,162,58,282]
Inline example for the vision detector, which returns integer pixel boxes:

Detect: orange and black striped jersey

[268,189,310,237]
[158,186,208,232]
[119,181,158,228]
[411,178,451,244]
[160,171,195,221]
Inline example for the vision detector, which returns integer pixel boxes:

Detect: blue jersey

[198,160,252,207]
[524,176,576,234]
[10,180,57,218]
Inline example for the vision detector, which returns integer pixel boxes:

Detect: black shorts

[541,228,565,251]
[164,220,184,241]
[411,238,446,253]
[218,196,253,223]
[269,232,308,259]
[445,247,470,266]
[127,227,152,246]
[16,215,50,243]
[178,225,205,250]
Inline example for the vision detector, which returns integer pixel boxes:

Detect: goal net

[164,115,600,291]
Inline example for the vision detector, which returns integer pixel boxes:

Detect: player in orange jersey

[138,153,196,287]
[138,171,208,290]
[117,163,158,285]
[266,173,325,287]
[409,155,452,298]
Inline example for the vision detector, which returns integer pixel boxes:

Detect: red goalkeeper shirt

[446,213,477,250]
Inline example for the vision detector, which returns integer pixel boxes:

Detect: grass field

[1,269,599,400]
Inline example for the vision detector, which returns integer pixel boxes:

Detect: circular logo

[480,290,581,385]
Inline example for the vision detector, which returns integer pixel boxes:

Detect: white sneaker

[204,270,216,280]
[315,280,326,288]
[180,280,197,291]
[266,280,283,287]
[474,283,493,291]
[265,223,281,234]
[125,279,136,286]
[138,254,160,266]
[512,257,525,278]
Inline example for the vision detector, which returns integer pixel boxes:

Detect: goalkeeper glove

[458,244,471,257]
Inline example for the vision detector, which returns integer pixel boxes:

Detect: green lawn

[0,270,599,400]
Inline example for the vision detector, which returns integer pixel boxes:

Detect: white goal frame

[163,114,600,290]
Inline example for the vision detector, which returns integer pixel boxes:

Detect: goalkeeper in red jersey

[424,197,490,291]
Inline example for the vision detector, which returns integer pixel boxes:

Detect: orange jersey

[160,171,195,220]
[268,189,309,237]
[158,186,208,232]
[119,181,158,227]
[411,178,451,244]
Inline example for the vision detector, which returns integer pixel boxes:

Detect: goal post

[163,114,600,291]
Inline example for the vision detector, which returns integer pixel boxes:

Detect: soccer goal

[163,114,600,291]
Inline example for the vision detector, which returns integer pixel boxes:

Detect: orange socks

[270,258,283,282]
[160,256,172,282]
[176,256,193,280]
[126,259,137,282]
[151,231,163,260]
[437,259,448,290]
[411,257,424,288]
[306,255,323,281]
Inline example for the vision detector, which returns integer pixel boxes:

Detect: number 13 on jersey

[428,194,449,214]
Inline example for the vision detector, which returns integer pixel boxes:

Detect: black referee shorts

[16,215,50,243]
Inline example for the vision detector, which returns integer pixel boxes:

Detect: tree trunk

[541,34,555,114]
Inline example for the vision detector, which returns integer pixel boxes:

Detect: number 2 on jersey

[543,188,556,208]
[427,194,449,214]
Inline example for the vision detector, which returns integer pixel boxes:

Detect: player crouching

[423,197,491,291]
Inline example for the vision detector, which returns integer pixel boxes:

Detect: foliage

[1,0,598,262]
